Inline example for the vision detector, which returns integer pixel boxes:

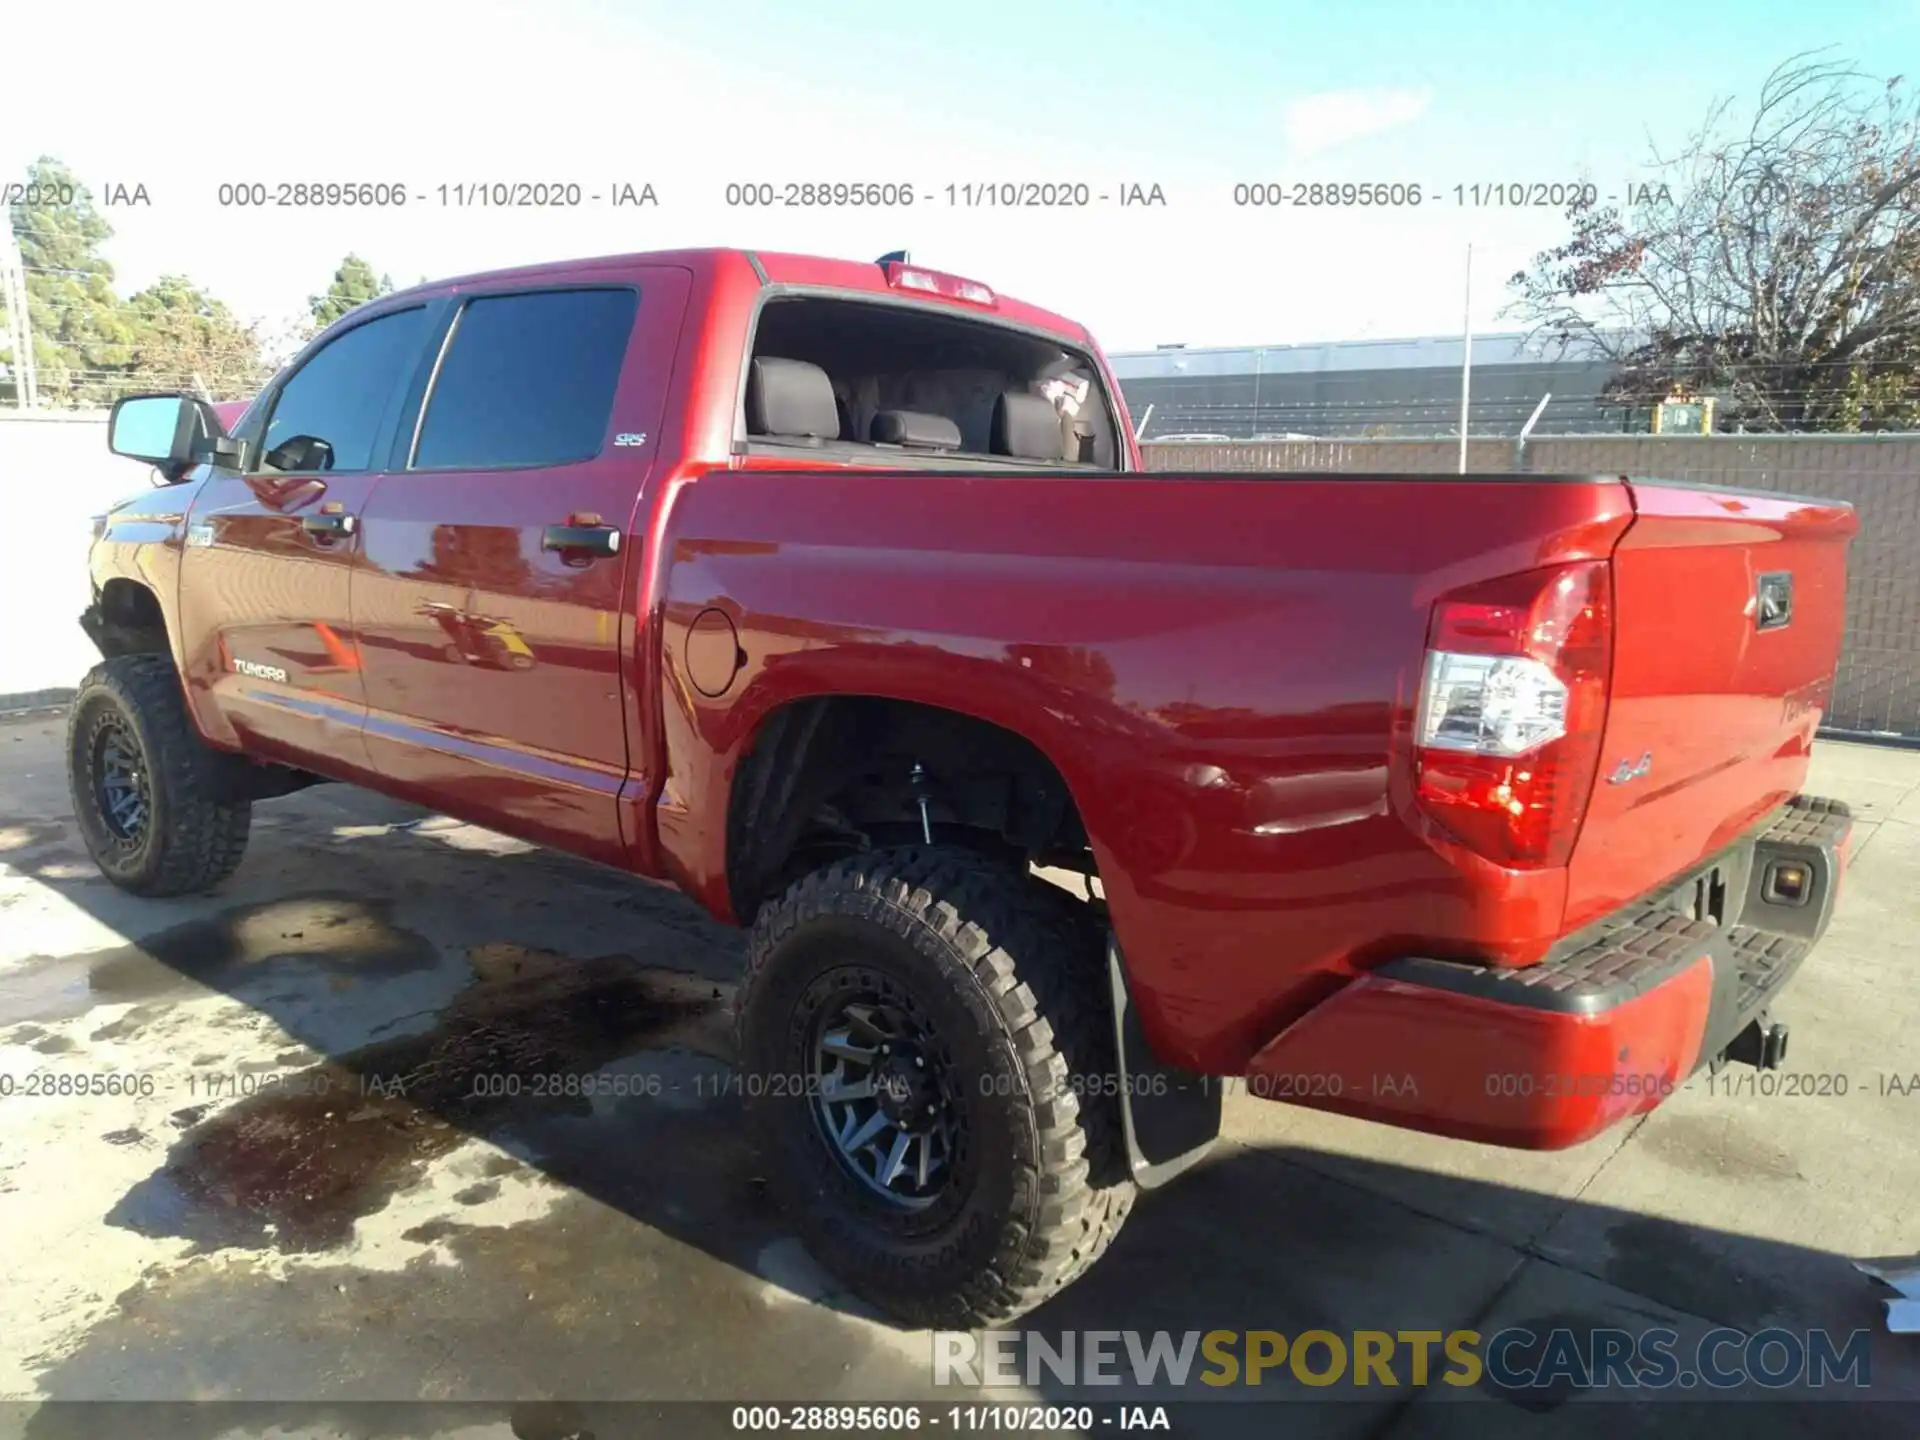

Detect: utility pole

[0,228,38,409]
[1457,243,1473,474]
[1252,347,1265,434]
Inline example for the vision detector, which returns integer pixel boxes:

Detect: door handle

[301,512,357,537]
[543,523,621,556]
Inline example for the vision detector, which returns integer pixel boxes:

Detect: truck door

[352,267,691,866]
[176,302,436,775]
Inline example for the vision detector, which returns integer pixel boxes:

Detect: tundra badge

[233,658,289,683]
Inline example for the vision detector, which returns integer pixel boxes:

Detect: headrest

[747,357,839,440]
[991,390,1064,460]
[870,410,962,450]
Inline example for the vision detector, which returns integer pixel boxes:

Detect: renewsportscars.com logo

[933,1327,1874,1394]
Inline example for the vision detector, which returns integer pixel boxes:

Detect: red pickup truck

[74,247,1857,1327]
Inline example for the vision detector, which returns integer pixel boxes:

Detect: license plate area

[1681,864,1732,927]
[1662,847,1755,930]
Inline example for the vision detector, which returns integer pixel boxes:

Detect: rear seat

[746,357,841,443]
[870,410,962,450]
[746,364,1068,462]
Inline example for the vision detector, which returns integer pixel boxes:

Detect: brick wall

[1142,435,1920,739]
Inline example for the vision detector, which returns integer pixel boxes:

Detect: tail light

[882,262,997,307]
[1413,561,1613,868]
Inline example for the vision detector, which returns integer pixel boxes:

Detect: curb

[0,687,76,718]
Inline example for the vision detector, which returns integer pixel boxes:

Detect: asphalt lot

[1,712,1917,1439]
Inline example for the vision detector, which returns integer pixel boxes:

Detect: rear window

[742,296,1121,468]
[413,287,638,469]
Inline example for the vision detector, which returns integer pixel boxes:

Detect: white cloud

[1283,88,1434,157]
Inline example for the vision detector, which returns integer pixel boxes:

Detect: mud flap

[1107,935,1221,1189]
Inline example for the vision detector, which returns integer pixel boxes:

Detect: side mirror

[107,393,242,483]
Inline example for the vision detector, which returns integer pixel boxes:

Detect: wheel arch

[723,693,1099,926]
[83,577,173,660]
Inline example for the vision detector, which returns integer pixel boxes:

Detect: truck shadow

[0,786,1914,1436]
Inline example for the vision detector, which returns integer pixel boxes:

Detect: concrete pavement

[2,719,1917,1437]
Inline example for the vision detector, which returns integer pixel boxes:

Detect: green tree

[124,275,271,401]
[308,253,393,330]
[6,156,139,406]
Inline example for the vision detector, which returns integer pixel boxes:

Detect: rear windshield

[741,295,1123,468]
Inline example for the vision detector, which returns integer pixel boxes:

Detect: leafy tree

[2,156,276,407]
[308,253,393,330]
[5,157,139,405]
[412,522,534,592]
[1506,53,1920,431]
[124,275,271,400]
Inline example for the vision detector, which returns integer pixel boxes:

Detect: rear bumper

[1245,795,1853,1150]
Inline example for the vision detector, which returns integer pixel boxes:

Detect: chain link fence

[1141,434,1920,741]
[10,415,1917,739]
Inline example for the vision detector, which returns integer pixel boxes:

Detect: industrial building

[1109,332,1638,441]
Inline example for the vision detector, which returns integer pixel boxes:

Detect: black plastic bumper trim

[1374,795,1851,1021]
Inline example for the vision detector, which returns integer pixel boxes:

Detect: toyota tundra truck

[72,247,1857,1327]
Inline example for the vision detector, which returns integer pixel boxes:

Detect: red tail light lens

[1414,561,1612,868]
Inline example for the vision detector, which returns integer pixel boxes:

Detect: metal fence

[1141,433,1920,741]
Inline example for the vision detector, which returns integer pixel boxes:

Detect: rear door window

[412,288,639,470]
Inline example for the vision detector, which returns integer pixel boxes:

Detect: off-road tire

[735,846,1136,1328]
[66,654,252,896]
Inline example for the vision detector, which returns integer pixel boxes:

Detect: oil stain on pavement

[106,939,736,1253]
[18,907,945,1419]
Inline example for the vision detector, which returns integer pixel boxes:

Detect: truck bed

[650,466,1856,1076]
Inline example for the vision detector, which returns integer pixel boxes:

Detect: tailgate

[1564,482,1858,931]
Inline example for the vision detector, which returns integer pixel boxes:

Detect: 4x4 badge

[1608,752,1653,785]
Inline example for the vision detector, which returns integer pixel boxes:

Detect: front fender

[85,473,207,668]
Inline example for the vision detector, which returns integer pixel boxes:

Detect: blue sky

[8,0,1914,351]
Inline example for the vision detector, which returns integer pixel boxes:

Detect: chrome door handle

[542,523,621,556]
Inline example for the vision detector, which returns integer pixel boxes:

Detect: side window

[412,288,639,470]
[258,306,429,473]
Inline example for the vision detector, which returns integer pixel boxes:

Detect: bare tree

[1505,52,1920,431]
